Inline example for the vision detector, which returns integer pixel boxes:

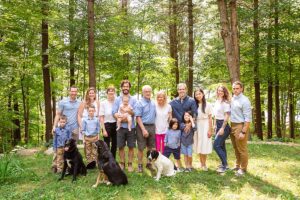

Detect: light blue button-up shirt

[134,97,156,124]
[112,95,137,128]
[82,117,100,136]
[53,126,71,149]
[231,93,252,123]
[58,97,81,132]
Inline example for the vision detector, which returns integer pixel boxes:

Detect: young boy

[82,105,100,169]
[52,115,71,173]
[116,95,133,131]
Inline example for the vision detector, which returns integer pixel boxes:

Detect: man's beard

[122,89,129,95]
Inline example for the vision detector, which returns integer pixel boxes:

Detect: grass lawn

[0,142,299,200]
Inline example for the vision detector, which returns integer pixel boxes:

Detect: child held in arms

[116,96,133,131]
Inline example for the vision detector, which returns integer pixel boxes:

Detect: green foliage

[0,154,38,184]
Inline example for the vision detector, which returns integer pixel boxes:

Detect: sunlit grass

[0,142,299,200]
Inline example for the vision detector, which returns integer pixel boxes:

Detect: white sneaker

[235,169,245,176]
[202,166,208,171]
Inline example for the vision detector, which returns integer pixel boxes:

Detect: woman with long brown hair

[213,85,231,174]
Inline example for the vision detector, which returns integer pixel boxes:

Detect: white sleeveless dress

[193,103,212,154]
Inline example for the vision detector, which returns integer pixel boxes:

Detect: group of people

[51,79,251,177]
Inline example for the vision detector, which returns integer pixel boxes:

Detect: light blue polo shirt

[134,97,156,124]
[58,97,81,132]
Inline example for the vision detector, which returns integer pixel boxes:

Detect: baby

[116,96,133,131]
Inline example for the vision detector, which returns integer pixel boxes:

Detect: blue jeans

[213,120,231,167]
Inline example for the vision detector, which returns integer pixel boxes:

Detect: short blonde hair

[156,90,168,105]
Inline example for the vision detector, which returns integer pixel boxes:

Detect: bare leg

[127,115,132,131]
[116,117,122,131]
[176,159,182,168]
[128,147,134,165]
[184,155,189,168]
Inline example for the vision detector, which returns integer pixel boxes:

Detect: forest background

[0,0,299,152]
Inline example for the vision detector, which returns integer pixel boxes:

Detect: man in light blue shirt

[53,86,81,141]
[230,81,252,176]
[135,85,156,172]
[112,80,137,172]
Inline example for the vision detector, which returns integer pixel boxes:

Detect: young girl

[181,111,196,172]
[163,118,182,169]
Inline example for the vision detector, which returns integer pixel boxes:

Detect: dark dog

[93,140,128,187]
[58,139,87,182]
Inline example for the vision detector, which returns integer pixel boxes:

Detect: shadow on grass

[154,169,298,199]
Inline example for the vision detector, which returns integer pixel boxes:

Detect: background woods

[0,0,299,152]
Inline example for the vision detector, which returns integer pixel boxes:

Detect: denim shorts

[181,144,193,156]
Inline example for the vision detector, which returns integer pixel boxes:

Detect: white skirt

[193,118,212,154]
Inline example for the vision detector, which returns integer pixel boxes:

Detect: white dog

[147,150,177,181]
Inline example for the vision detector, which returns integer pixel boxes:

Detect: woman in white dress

[155,90,172,153]
[193,88,213,171]
[77,87,100,141]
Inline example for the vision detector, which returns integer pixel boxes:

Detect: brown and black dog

[58,139,87,182]
[93,140,128,187]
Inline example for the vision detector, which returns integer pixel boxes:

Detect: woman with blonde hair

[213,85,231,173]
[155,90,172,153]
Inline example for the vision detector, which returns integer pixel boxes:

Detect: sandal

[119,162,125,170]
[127,162,133,172]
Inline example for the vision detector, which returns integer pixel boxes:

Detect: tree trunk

[187,0,194,96]
[13,99,21,144]
[87,0,96,87]
[121,0,130,71]
[267,2,273,139]
[217,0,240,83]
[274,0,281,138]
[253,0,263,140]
[169,0,179,97]
[42,0,53,142]
[69,0,76,86]
[51,72,56,125]
[288,53,294,138]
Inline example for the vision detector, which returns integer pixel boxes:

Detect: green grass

[0,143,299,200]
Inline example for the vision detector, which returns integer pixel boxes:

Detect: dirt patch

[15,148,40,156]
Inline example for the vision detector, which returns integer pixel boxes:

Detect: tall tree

[274,0,281,138]
[187,0,194,96]
[69,0,76,86]
[169,0,179,96]
[267,1,273,139]
[87,0,96,87]
[288,50,295,139]
[217,0,240,83]
[253,0,263,139]
[42,0,53,142]
[121,0,130,70]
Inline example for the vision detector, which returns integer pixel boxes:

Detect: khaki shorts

[136,124,156,151]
